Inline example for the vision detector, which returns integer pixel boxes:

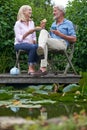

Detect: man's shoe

[37,47,44,56]
[32,70,47,77]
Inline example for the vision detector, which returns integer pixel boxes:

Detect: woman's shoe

[28,72,35,76]
[31,70,47,77]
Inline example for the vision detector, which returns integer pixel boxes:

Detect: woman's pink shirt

[14,20,36,45]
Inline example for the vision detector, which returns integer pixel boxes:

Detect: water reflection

[28,108,33,116]
[0,102,87,118]
[40,107,47,120]
[10,107,20,113]
[58,103,81,115]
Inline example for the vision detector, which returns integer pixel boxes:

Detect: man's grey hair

[53,5,66,15]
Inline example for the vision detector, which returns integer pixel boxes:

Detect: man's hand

[51,30,61,36]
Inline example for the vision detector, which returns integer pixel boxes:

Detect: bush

[0,0,52,73]
[66,0,87,71]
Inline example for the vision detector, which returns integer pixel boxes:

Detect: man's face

[53,7,61,20]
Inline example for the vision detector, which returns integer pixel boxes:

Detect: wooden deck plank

[0,73,81,84]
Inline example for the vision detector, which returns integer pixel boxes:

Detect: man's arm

[51,30,76,43]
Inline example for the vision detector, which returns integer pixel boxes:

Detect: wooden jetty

[0,72,81,84]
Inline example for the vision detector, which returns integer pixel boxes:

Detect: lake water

[0,102,87,119]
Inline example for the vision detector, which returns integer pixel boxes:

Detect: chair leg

[64,63,70,75]
[64,46,74,74]
[15,51,20,70]
[64,50,77,75]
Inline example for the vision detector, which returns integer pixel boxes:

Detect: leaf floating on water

[33,90,48,95]
[62,84,79,93]
[10,104,41,109]
[43,85,53,91]
[0,93,13,100]
[29,85,43,90]
[27,100,56,104]
[12,100,21,105]
[19,104,42,108]
[0,89,6,93]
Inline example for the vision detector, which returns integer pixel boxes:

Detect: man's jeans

[14,43,38,65]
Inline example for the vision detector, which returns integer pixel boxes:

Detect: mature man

[33,4,76,76]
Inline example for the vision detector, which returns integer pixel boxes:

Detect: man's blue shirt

[49,19,76,46]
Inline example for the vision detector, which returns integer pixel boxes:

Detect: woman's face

[23,8,32,19]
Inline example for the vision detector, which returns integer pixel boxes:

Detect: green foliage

[0,0,53,73]
[0,47,15,73]
[0,0,87,72]
[79,72,87,95]
[0,93,13,100]
[66,0,87,71]
[0,0,18,72]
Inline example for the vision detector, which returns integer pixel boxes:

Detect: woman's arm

[22,29,36,40]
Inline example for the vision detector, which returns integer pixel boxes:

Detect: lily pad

[9,104,41,109]
[62,84,79,93]
[43,85,53,91]
[33,90,48,95]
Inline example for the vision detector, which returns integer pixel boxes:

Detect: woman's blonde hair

[17,5,32,21]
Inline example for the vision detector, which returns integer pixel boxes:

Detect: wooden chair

[63,43,77,75]
[63,26,77,75]
[48,25,77,75]
[15,50,27,71]
[48,42,77,75]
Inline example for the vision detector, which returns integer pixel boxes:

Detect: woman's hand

[35,26,42,31]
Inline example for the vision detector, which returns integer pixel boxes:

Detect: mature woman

[14,5,38,75]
